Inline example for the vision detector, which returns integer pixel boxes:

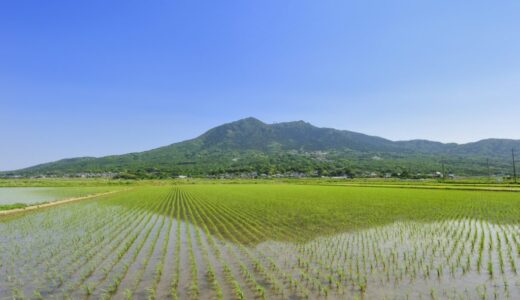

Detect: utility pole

[513,148,517,184]
[442,162,446,180]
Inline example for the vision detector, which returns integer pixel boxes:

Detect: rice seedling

[1,183,520,299]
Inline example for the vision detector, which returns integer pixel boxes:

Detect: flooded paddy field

[1,184,520,299]
[0,186,119,207]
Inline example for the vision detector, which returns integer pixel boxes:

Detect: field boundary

[0,189,126,216]
[314,183,520,193]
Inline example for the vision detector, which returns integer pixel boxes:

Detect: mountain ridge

[3,117,519,178]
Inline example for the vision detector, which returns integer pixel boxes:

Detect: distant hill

[4,117,519,178]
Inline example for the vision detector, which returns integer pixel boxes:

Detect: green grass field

[179,184,520,242]
[1,182,520,299]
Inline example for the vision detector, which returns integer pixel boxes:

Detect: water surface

[0,187,59,205]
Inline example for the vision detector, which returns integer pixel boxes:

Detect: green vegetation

[1,175,518,188]
[0,202,27,211]
[178,184,520,243]
[0,178,136,187]
[1,183,520,299]
[3,118,519,178]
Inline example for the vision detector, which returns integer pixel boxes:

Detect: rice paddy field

[0,186,120,210]
[1,183,520,299]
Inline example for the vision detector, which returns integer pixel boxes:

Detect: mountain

[3,117,519,178]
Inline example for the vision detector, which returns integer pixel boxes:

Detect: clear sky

[1,1,520,171]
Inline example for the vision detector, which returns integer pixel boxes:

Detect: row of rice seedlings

[196,192,315,298]
[51,207,143,294]
[170,190,182,299]
[47,204,147,293]
[314,227,400,295]
[183,190,249,299]
[3,203,135,298]
[185,190,263,299]
[217,212,315,299]
[2,206,90,273]
[69,194,169,297]
[215,193,316,297]
[185,190,258,300]
[70,206,157,294]
[0,188,166,299]
[47,206,134,266]
[4,185,520,299]
[1,191,151,298]
[37,192,129,260]
[237,206,339,297]
[209,189,359,295]
[86,219,164,299]
[295,234,360,295]
[105,192,175,298]
[103,191,176,300]
[179,191,200,299]
[208,192,342,297]
[272,218,492,298]
[145,189,177,300]
[1,218,55,297]
[510,226,520,258]
[380,222,507,298]
[125,195,172,295]
[182,193,519,299]
[0,209,70,295]
[500,224,518,274]
[56,192,163,268]
[452,220,475,275]
[70,197,161,286]
[188,193,288,298]
[182,189,225,299]
[18,203,111,272]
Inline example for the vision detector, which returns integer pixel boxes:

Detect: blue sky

[1,1,520,170]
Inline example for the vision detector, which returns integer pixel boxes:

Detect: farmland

[0,186,122,211]
[1,183,520,299]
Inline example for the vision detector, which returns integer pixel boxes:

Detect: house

[433,171,443,178]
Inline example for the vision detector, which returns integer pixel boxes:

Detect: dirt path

[0,189,126,216]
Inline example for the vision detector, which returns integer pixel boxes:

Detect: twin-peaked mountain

[6,117,520,177]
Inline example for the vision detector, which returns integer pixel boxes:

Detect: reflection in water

[0,186,117,206]
[2,187,520,299]
[0,187,57,205]
[254,219,520,299]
